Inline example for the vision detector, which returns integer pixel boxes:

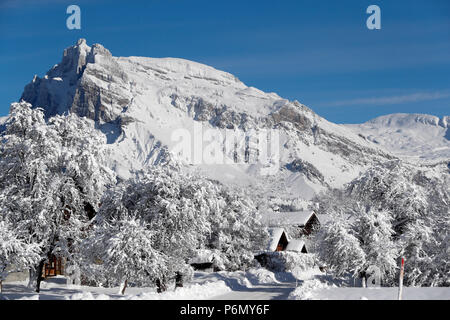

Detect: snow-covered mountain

[345,114,450,162]
[17,39,448,205]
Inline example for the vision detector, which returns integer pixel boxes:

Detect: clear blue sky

[0,0,449,123]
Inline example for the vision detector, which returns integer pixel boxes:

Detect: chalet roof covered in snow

[261,210,317,227]
[266,227,288,251]
[188,249,215,264]
[286,239,306,252]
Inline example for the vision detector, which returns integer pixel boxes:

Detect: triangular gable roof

[261,210,317,227]
[286,239,307,252]
[266,227,288,251]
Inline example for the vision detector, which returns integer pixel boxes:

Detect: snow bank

[246,268,279,285]
[16,295,40,300]
[128,281,231,300]
[68,292,111,300]
[191,269,280,291]
[64,280,231,300]
[288,279,334,300]
[289,282,450,300]
[311,287,450,300]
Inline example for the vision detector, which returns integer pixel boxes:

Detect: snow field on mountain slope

[117,56,286,118]
[345,113,450,162]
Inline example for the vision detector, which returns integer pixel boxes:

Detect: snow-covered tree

[0,220,40,293]
[87,165,267,291]
[400,214,449,287]
[0,102,115,292]
[316,212,366,277]
[354,206,398,285]
[206,186,268,271]
[86,166,212,290]
[314,160,449,286]
[85,210,170,294]
[399,218,434,286]
[347,160,427,233]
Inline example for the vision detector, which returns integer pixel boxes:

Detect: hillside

[345,113,450,162]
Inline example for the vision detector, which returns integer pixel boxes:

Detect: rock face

[20,39,398,201]
[21,39,130,124]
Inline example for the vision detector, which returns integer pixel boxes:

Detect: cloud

[323,91,450,107]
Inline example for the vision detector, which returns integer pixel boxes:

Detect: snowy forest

[313,161,449,287]
[0,102,267,294]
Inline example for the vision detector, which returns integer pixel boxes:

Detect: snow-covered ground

[2,268,449,301]
[0,269,296,300]
[289,279,450,300]
[0,275,231,300]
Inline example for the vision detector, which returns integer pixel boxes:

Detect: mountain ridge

[13,39,449,205]
[345,113,450,162]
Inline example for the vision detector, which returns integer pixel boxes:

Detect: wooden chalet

[260,210,320,236]
[43,255,65,278]
[255,227,309,267]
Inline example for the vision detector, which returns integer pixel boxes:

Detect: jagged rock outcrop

[21,39,131,125]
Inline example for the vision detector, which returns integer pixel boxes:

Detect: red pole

[398,257,405,300]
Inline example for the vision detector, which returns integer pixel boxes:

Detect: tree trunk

[156,277,167,293]
[0,265,5,293]
[161,276,167,292]
[35,260,45,293]
[28,268,36,289]
[156,279,162,293]
[175,272,183,289]
[120,279,128,295]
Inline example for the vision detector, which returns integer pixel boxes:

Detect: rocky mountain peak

[48,38,91,83]
[21,39,124,122]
